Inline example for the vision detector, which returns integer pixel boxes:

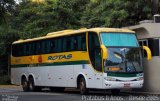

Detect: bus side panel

[74,64,103,89]
[11,67,29,85]
[23,65,74,87]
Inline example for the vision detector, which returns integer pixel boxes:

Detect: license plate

[124,83,130,88]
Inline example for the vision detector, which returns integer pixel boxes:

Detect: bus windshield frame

[100,32,143,73]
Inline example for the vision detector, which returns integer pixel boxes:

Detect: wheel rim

[22,80,27,89]
[80,80,85,93]
[29,81,33,91]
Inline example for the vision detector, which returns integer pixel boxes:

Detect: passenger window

[55,38,62,52]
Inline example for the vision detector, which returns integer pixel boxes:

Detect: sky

[14,0,21,4]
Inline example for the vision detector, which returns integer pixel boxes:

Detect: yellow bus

[11,28,152,94]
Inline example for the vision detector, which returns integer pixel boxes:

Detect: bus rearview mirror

[142,46,152,60]
[100,45,108,60]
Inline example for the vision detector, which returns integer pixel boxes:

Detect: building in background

[124,15,160,93]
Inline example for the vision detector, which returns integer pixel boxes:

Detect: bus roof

[12,28,135,44]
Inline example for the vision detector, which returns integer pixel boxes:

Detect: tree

[10,0,90,38]
[0,0,15,25]
[10,0,57,38]
[53,0,90,29]
[81,0,152,28]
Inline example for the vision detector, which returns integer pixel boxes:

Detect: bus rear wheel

[79,77,88,95]
[22,77,29,92]
[28,77,41,92]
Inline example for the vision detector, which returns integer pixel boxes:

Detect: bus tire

[21,77,29,92]
[28,77,41,92]
[111,89,120,95]
[79,77,88,95]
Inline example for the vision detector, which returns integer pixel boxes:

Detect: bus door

[88,32,103,88]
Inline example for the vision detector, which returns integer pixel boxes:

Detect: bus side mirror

[142,46,152,60]
[100,45,108,60]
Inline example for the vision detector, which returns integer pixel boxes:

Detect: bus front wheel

[79,77,88,95]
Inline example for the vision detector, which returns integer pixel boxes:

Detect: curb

[0,85,21,88]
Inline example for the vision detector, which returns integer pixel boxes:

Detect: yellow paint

[11,51,88,65]
[143,46,152,60]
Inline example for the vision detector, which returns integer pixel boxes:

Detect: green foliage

[81,0,152,28]
[54,0,90,29]
[10,0,90,39]
[0,0,15,25]
[10,0,57,38]
[0,75,10,85]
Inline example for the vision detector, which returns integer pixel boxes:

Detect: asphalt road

[0,85,160,101]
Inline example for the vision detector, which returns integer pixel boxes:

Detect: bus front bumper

[104,80,143,89]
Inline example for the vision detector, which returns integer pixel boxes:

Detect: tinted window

[88,32,102,72]
[12,33,87,57]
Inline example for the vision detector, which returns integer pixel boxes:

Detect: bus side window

[31,42,36,55]
[71,36,78,51]
[35,42,41,55]
[55,38,62,53]
[81,34,86,51]
[41,41,45,54]
[28,43,32,56]
[23,44,27,56]
[50,39,55,53]
[77,35,81,51]
[76,33,86,51]
[63,36,72,52]
[46,40,51,54]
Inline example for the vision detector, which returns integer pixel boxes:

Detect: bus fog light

[104,77,116,81]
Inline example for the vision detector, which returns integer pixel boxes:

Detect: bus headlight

[136,77,143,81]
[104,77,116,81]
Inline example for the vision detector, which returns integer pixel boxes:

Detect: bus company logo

[15,59,21,63]
[48,54,72,60]
[38,55,42,63]
[127,66,131,72]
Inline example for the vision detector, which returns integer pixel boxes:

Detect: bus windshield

[100,32,143,73]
